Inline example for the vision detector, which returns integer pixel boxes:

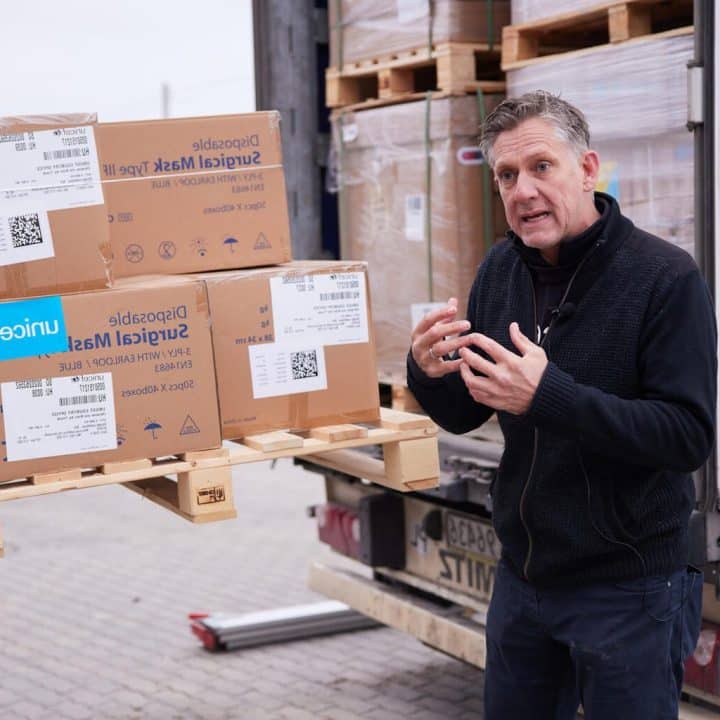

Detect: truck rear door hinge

[687,63,704,128]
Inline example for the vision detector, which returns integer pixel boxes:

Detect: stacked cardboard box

[0,111,381,485]
[506,31,695,257]
[0,114,111,297]
[329,0,509,66]
[94,113,292,277]
[331,93,506,381]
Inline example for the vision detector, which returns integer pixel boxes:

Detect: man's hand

[458,322,548,414]
[411,297,475,378]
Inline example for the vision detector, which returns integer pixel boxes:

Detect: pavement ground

[0,457,487,720]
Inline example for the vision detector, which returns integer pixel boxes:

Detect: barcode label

[270,271,369,346]
[290,350,319,380]
[249,343,327,399]
[0,210,55,267]
[9,213,44,248]
[58,393,106,407]
[1,372,117,462]
[0,125,103,214]
[319,291,360,302]
[43,147,90,161]
[405,194,425,241]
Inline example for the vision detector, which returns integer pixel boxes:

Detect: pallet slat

[501,0,693,70]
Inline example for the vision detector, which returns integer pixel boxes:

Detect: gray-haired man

[407,91,715,719]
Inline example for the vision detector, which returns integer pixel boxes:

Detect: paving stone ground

[0,457,487,720]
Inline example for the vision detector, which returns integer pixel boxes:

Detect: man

[407,91,715,719]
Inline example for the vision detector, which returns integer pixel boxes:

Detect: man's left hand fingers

[509,322,535,356]
[468,332,516,363]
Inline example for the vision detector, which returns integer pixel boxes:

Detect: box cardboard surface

[0,275,221,482]
[202,261,380,438]
[0,114,112,298]
[95,112,292,277]
[332,94,506,381]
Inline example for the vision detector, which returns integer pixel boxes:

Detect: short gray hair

[479,90,591,167]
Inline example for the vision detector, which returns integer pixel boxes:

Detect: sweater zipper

[518,239,603,581]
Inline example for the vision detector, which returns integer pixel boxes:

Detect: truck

[252,1,720,717]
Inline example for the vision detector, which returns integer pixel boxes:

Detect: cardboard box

[332,94,506,381]
[95,112,292,277]
[329,0,509,66]
[201,261,380,439]
[0,114,112,298]
[0,275,221,482]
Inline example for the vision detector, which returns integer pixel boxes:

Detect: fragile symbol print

[180,415,200,435]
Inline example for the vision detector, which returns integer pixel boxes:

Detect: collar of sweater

[508,193,635,305]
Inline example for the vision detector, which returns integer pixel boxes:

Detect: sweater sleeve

[406,267,495,435]
[527,267,717,471]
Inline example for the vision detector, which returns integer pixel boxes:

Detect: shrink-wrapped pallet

[329,0,509,66]
[511,0,607,24]
[330,94,506,382]
[507,32,694,256]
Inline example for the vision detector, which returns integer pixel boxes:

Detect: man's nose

[514,171,538,201]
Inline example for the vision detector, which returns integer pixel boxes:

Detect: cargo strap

[424,91,434,302]
[486,0,495,51]
[334,0,344,67]
[476,87,495,254]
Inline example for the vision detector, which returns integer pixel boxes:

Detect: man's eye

[498,171,516,183]
[537,161,551,172]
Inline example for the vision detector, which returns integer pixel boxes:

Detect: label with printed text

[2,372,117,462]
[0,126,104,213]
[269,272,369,346]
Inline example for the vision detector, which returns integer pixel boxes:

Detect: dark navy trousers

[485,559,703,720]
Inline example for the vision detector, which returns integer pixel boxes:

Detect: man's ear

[581,149,600,192]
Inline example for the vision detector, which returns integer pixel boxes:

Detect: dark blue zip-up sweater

[408,194,717,588]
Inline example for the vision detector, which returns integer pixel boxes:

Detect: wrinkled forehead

[490,118,577,166]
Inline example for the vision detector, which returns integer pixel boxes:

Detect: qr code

[9,213,43,248]
[291,350,318,380]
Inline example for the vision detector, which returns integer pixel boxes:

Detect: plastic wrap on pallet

[510,0,607,24]
[329,0,509,66]
[330,94,507,382]
[507,33,694,257]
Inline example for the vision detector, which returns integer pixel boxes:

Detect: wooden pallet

[0,409,439,555]
[326,41,505,109]
[502,0,693,70]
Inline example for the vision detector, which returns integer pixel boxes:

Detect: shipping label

[410,302,447,330]
[248,342,327,399]
[0,126,104,213]
[269,272,369,346]
[404,194,425,242]
[2,372,117,462]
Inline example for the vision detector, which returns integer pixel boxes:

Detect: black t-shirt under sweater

[512,196,611,343]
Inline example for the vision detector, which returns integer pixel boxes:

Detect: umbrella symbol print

[144,420,162,439]
[223,236,239,253]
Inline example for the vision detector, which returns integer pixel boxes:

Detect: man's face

[491,118,600,260]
